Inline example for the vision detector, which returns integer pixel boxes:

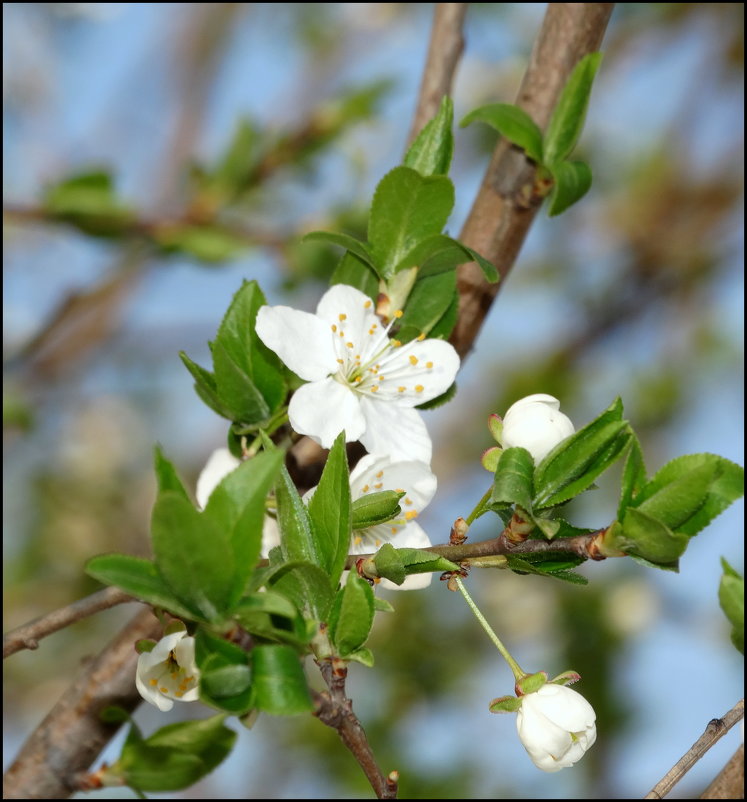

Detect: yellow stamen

[417,333,425,341]
[394,310,403,318]
[175,691,184,698]
[160,687,169,694]
[405,497,413,506]
[149,678,158,687]
[371,385,379,392]
[337,358,344,364]
[362,484,370,492]
[391,527,398,534]
[364,300,372,308]
[426,361,433,369]
[415,385,424,393]
[376,471,384,478]
[409,355,418,366]
[354,535,363,546]
[331,324,337,332]
[339,313,347,321]
[395,488,404,493]
[405,510,418,521]
[374,482,383,489]
[346,342,354,348]
[391,339,402,347]
[398,386,406,392]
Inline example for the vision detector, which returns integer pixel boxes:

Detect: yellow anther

[375,538,382,547]
[337,358,344,364]
[405,510,418,521]
[409,355,418,366]
[339,330,344,337]
[376,471,383,478]
[417,333,426,341]
[354,376,363,383]
[415,384,424,393]
[374,482,383,489]
[160,687,169,694]
[346,342,354,348]
[364,300,372,308]
[331,324,337,332]
[405,497,413,506]
[398,386,406,392]
[354,535,363,546]
[391,339,402,347]
[394,310,403,318]
[378,374,385,380]
[371,385,379,392]
[362,484,370,492]
[426,361,433,369]
[149,678,158,687]
[391,527,398,534]
[175,691,184,698]
[170,671,179,679]
[339,313,347,321]
[395,488,404,493]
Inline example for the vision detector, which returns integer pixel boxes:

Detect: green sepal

[516,671,548,695]
[396,547,459,576]
[371,542,406,586]
[488,414,503,443]
[489,695,523,714]
[404,95,454,176]
[328,572,375,657]
[481,446,502,473]
[549,670,581,686]
[718,558,744,654]
[251,644,314,715]
[546,160,592,217]
[543,52,603,166]
[135,639,156,654]
[460,103,543,164]
[351,490,404,529]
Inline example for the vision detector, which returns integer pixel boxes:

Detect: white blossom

[516,683,597,772]
[501,394,575,463]
[255,284,460,464]
[135,630,200,712]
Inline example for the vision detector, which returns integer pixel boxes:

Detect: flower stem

[454,575,525,680]
[465,487,493,525]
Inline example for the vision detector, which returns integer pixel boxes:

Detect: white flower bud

[516,683,596,772]
[135,630,200,711]
[501,394,574,463]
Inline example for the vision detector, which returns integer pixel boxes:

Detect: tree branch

[314,659,398,799]
[3,587,135,659]
[451,2,615,359]
[699,744,744,799]
[406,3,468,146]
[3,608,162,800]
[644,698,744,799]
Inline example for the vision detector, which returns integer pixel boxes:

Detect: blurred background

[3,3,743,799]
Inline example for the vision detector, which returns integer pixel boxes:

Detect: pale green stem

[465,487,493,525]
[245,409,290,456]
[454,575,525,681]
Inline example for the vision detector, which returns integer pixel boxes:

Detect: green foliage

[351,490,404,529]
[719,559,744,654]
[546,161,592,217]
[329,572,375,657]
[330,252,379,300]
[371,543,459,585]
[195,629,254,715]
[251,644,314,715]
[460,103,543,163]
[490,447,535,512]
[276,465,322,567]
[404,96,455,176]
[153,225,247,263]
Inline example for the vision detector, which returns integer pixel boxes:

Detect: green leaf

[345,647,375,667]
[371,542,406,586]
[153,446,190,502]
[178,351,235,420]
[633,454,744,537]
[203,450,284,608]
[719,559,744,654]
[235,590,300,621]
[307,432,351,588]
[504,554,588,585]
[155,225,246,263]
[491,447,535,512]
[618,435,647,519]
[145,715,236,776]
[85,554,197,620]
[151,492,234,622]
[393,234,498,283]
[331,252,379,301]
[368,166,454,279]
[543,52,603,166]
[616,509,690,566]
[194,630,254,714]
[201,663,253,700]
[404,95,454,176]
[396,548,460,575]
[268,560,335,621]
[546,160,592,216]
[275,465,321,567]
[424,288,459,341]
[533,398,630,510]
[212,340,272,424]
[397,268,457,340]
[329,573,375,656]
[303,230,376,270]
[460,103,543,164]
[351,490,404,529]
[251,644,313,715]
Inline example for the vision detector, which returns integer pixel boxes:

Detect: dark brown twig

[315,659,398,799]
[644,699,744,799]
[2,608,162,800]
[3,587,135,659]
[451,3,615,359]
[406,3,468,146]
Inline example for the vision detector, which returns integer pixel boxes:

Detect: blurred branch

[644,698,744,799]
[3,587,134,659]
[406,3,467,146]
[700,744,744,799]
[314,659,398,800]
[2,607,161,800]
[451,2,615,359]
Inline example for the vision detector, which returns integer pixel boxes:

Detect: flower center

[147,650,198,699]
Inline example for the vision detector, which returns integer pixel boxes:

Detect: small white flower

[516,683,597,772]
[195,448,279,555]
[501,394,575,463]
[347,453,437,591]
[136,630,200,712]
[255,284,460,464]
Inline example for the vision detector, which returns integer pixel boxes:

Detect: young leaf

[533,398,629,510]
[268,560,335,621]
[211,340,272,424]
[491,447,535,512]
[251,644,314,715]
[543,52,603,166]
[504,554,588,585]
[195,629,254,715]
[178,351,235,420]
[546,160,592,217]
[460,103,543,164]
[85,554,197,620]
[368,166,454,279]
[307,431,352,588]
[302,231,377,272]
[371,542,406,586]
[424,288,459,341]
[275,465,321,567]
[719,559,744,654]
[203,449,285,608]
[396,548,460,575]
[351,490,404,529]
[331,252,380,301]
[153,446,190,501]
[329,573,375,657]
[616,509,689,566]
[404,95,454,176]
[397,269,457,340]
[151,492,234,622]
[145,716,237,777]
[618,435,647,519]
[633,454,744,537]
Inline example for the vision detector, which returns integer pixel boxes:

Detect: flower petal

[358,398,432,463]
[349,455,436,510]
[136,666,175,712]
[256,305,337,381]
[376,339,460,406]
[289,377,366,448]
[195,448,241,509]
[316,284,379,351]
[526,684,596,732]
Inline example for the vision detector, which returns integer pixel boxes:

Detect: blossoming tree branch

[3,5,743,800]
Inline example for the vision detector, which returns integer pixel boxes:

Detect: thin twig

[315,659,398,799]
[2,608,162,800]
[699,744,744,799]
[406,3,468,146]
[644,699,744,799]
[3,587,135,659]
[451,3,615,359]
